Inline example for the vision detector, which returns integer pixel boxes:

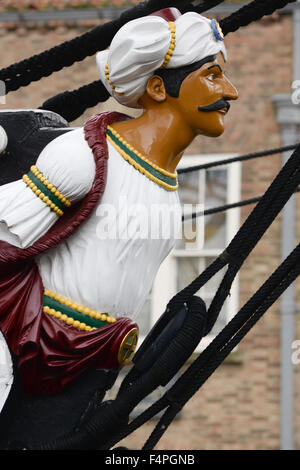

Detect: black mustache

[198,99,231,113]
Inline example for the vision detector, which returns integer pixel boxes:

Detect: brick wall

[0,11,299,450]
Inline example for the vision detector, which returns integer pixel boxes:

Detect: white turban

[96,11,227,109]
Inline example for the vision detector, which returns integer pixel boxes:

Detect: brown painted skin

[111,52,238,174]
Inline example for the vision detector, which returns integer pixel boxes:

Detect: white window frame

[148,153,241,351]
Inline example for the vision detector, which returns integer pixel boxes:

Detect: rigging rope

[178,143,299,174]
[100,242,300,450]
[142,243,300,449]
[184,187,300,220]
[169,142,300,328]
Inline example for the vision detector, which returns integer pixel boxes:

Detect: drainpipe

[272,1,300,451]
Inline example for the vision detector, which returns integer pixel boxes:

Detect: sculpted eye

[207,74,216,81]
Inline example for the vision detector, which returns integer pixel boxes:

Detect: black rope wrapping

[40,80,110,123]
[142,243,300,450]
[97,240,300,450]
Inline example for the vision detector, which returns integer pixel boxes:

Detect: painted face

[168,52,238,137]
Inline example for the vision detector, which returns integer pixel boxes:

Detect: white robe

[0,127,181,410]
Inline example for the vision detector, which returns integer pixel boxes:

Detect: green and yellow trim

[106,125,178,192]
[22,165,71,217]
[43,289,116,332]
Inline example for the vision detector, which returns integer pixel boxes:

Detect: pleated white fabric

[36,138,181,319]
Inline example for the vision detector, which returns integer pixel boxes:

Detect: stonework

[0,9,299,450]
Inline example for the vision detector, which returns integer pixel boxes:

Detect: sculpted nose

[223,76,239,101]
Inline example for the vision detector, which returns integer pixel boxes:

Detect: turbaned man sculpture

[0,7,238,448]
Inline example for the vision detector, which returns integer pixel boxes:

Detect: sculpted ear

[145,75,167,102]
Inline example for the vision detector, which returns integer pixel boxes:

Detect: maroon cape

[0,111,137,396]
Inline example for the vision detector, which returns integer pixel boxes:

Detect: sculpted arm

[0,127,95,249]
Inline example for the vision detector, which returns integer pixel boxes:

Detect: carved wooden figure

[0,8,237,448]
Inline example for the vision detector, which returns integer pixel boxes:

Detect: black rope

[34,296,207,450]
[183,187,300,220]
[178,143,299,175]
[142,242,300,450]
[191,1,225,14]
[187,195,260,218]
[100,240,300,450]
[39,80,109,123]
[220,0,296,36]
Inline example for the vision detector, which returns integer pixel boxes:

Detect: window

[138,154,241,351]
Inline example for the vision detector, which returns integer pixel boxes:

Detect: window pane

[176,171,201,250]
[176,257,204,295]
[178,171,199,205]
[203,257,227,297]
[208,299,228,336]
[176,256,228,336]
[137,295,152,337]
[204,257,228,336]
[204,169,227,250]
[176,256,227,297]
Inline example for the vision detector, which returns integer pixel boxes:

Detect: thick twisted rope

[220,0,296,35]
[0,0,191,94]
[142,243,300,450]
[94,240,300,450]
